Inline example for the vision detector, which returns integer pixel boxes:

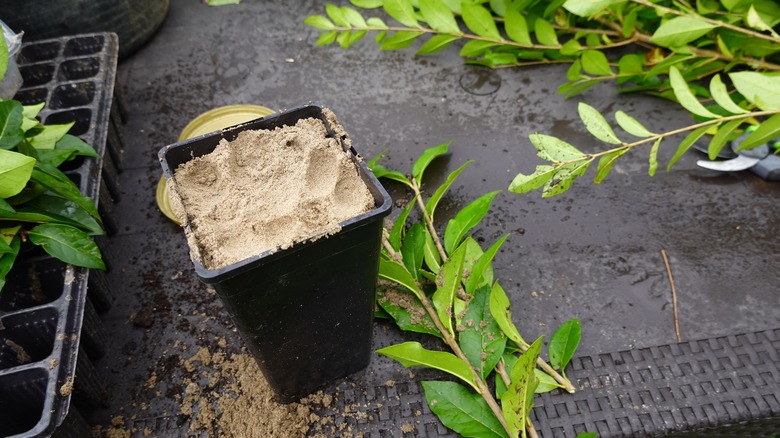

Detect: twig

[661,249,682,343]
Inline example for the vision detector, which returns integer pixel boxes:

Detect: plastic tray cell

[58,58,101,82]
[0,308,59,370]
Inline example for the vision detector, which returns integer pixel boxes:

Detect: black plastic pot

[159,104,392,402]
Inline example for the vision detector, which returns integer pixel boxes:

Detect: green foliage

[306,0,780,197]
[0,93,105,292]
[371,146,581,437]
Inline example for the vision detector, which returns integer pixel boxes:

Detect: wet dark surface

[85,0,779,435]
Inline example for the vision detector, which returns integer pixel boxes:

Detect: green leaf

[534,18,559,46]
[650,16,716,48]
[379,258,422,299]
[0,149,36,198]
[708,119,743,160]
[413,142,449,183]
[443,190,501,254]
[580,50,613,76]
[669,66,719,119]
[422,381,509,438]
[461,3,501,40]
[326,4,350,27]
[667,125,711,171]
[337,31,352,48]
[465,234,508,295]
[390,195,417,251]
[578,102,622,144]
[367,17,389,28]
[534,369,563,393]
[370,162,412,187]
[380,31,424,50]
[0,236,21,292]
[377,342,478,390]
[433,243,466,336]
[648,138,662,177]
[729,72,780,111]
[0,226,20,253]
[549,318,581,371]
[419,0,461,34]
[709,75,748,115]
[0,100,25,150]
[417,34,460,55]
[377,285,441,337]
[508,165,556,194]
[426,161,472,221]
[745,5,779,38]
[542,160,592,198]
[502,337,542,438]
[31,163,100,220]
[560,39,583,56]
[24,194,104,236]
[29,123,74,150]
[459,285,507,378]
[460,40,501,57]
[305,14,336,30]
[55,134,99,158]
[593,147,627,184]
[563,0,626,17]
[615,111,655,138]
[423,230,441,273]
[529,134,586,162]
[0,31,7,81]
[504,9,531,45]
[622,9,637,38]
[617,53,644,84]
[316,31,339,46]
[402,223,426,280]
[384,0,420,27]
[22,103,45,120]
[576,433,598,438]
[738,114,780,150]
[351,0,384,7]
[489,282,527,346]
[28,223,105,270]
[342,6,368,27]
[207,0,240,5]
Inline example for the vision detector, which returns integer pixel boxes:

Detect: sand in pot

[170,113,375,270]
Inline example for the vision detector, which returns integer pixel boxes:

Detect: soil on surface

[170,112,375,270]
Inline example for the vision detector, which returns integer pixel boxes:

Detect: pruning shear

[695,130,780,181]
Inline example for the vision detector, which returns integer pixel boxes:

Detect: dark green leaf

[580,50,613,76]
[489,282,527,346]
[622,9,637,38]
[648,138,661,177]
[459,285,507,378]
[534,18,559,46]
[504,9,532,45]
[23,194,104,236]
[413,142,449,183]
[738,114,780,150]
[542,160,592,198]
[650,16,716,48]
[384,0,420,27]
[0,236,21,292]
[443,190,500,254]
[0,100,24,150]
[615,111,655,138]
[667,125,710,171]
[433,243,466,336]
[380,31,424,50]
[305,14,337,30]
[28,223,105,269]
[377,285,441,337]
[508,165,556,194]
[594,147,628,184]
[578,102,622,144]
[558,78,601,99]
[390,195,417,251]
[0,225,20,255]
[422,381,509,438]
[465,234,508,295]
[423,230,441,273]
[708,119,743,160]
[502,337,542,438]
[461,3,501,40]
[669,66,719,118]
[370,162,412,187]
[420,0,461,34]
[417,34,460,55]
[35,149,77,168]
[709,75,748,114]
[379,258,422,299]
[548,318,581,371]
[426,160,472,221]
[529,134,586,162]
[0,149,36,198]
[32,163,100,220]
[402,223,426,280]
[377,341,478,390]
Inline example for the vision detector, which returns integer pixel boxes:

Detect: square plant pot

[159,104,392,402]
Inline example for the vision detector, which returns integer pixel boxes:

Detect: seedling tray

[0,33,120,437]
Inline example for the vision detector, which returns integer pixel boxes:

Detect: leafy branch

[307,0,780,197]
[369,144,582,437]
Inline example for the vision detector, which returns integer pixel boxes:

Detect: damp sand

[169,111,374,270]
